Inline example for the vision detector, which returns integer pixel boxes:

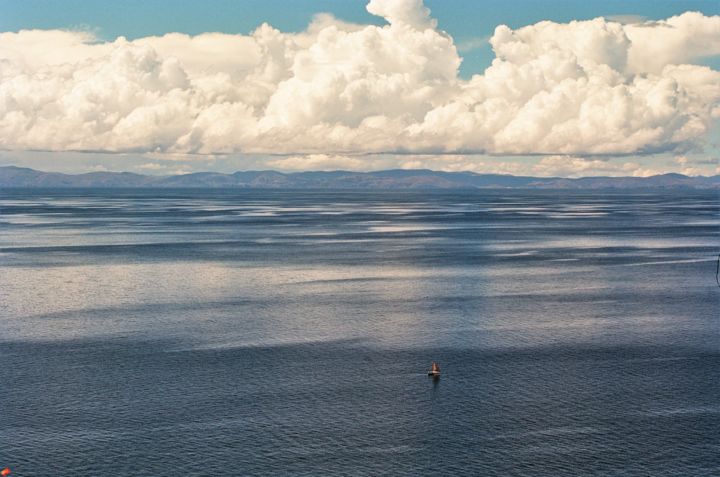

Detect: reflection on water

[0,189,718,476]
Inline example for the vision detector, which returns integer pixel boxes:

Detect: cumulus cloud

[0,0,719,162]
[531,156,656,177]
[387,153,667,177]
[671,154,715,176]
[136,162,192,175]
[266,154,393,171]
[366,0,436,29]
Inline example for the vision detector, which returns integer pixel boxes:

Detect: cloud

[366,0,436,29]
[267,154,391,171]
[0,1,719,164]
[604,15,648,25]
[455,35,491,53]
[624,12,720,73]
[137,162,164,170]
[672,154,715,176]
[531,156,655,177]
[136,162,193,175]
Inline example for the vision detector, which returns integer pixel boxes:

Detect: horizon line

[2,164,718,180]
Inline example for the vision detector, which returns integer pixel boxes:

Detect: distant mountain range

[1,165,719,189]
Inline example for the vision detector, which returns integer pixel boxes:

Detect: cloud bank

[1,0,719,158]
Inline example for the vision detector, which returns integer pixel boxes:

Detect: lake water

[1,189,718,476]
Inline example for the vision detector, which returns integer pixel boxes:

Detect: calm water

[1,189,718,476]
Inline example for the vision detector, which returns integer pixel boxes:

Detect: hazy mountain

[1,165,718,189]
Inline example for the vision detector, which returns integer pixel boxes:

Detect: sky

[1,0,719,177]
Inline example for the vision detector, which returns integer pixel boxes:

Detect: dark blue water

[1,189,718,476]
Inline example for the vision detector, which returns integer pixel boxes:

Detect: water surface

[1,189,718,476]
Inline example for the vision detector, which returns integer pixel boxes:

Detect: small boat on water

[428,361,441,377]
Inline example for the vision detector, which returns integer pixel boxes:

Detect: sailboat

[428,361,441,377]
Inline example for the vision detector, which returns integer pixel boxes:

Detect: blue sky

[3,0,719,76]
[0,0,718,176]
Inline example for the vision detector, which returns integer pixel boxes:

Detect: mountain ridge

[1,165,718,189]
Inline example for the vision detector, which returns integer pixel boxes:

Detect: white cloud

[137,162,164,170]
[267,154,394,171]
[531,156,656,177]
[672,154,712,176]
[456,36,490,53]
[625,12,720,74]
[366,0,436,29]
[0,0,719,168]
[604,15,647,25]
[135,162,193,175]
[386,153,666,177]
